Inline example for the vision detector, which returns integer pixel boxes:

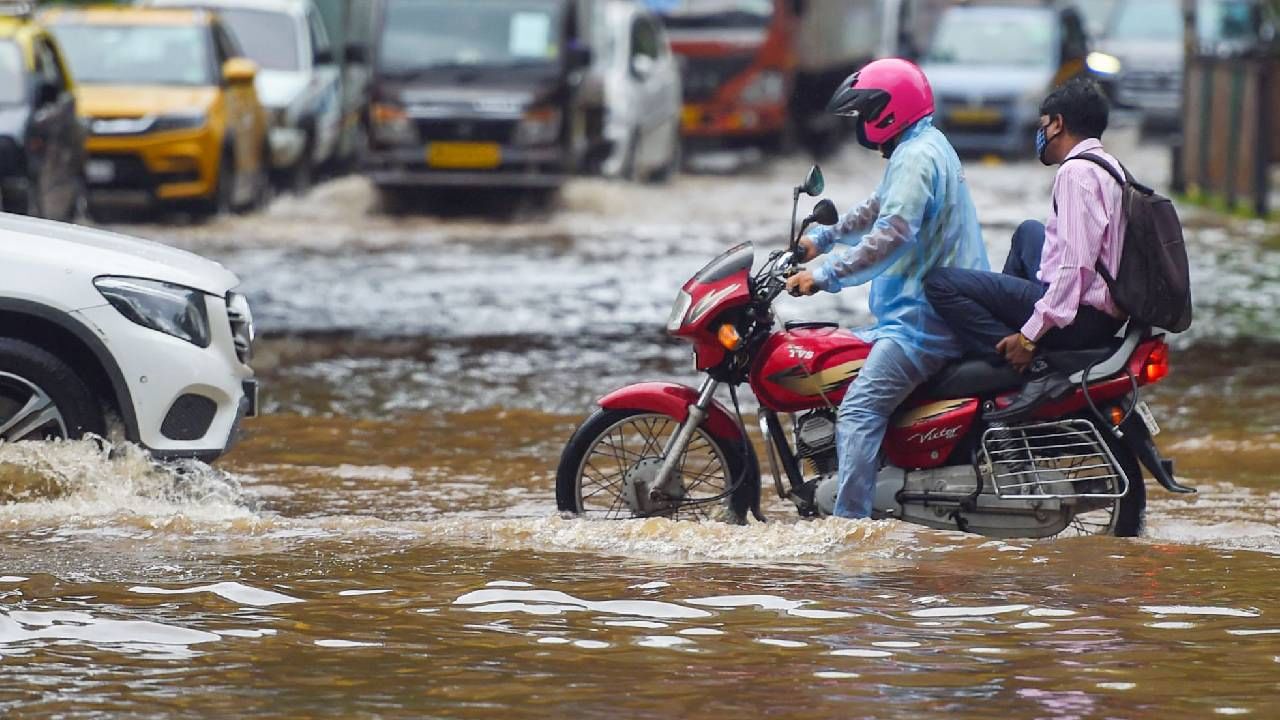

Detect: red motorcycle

[556,167,1191,538]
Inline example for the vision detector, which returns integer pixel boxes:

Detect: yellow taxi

[42,5,269,215]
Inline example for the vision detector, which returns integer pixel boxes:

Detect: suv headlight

[515,107,562,146]
[150,111,208,133]
[371,103,417,145]
[666,290,692,333]
[95,277,211,348]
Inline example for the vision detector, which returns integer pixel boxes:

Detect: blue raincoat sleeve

[809,147,933,291]
[807,195,881,254]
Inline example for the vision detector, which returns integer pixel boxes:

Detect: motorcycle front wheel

[555,408,757,523]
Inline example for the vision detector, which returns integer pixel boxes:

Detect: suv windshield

[0,41,24,104]
[927,10,1054,67]
[654,0,774,30]
[1108,0,1182,41]
[50,23,212,86]
[378,0,564,74]
[217,8,300,71]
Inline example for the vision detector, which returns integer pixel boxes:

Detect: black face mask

[1035,123,1061,166]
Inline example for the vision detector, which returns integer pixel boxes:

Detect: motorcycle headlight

[740,71,785,105]
[150,111,208,133]
[95,277,211,348]
[1086,52,1123,76]
[515,107,562,146]
[666,290,692,333]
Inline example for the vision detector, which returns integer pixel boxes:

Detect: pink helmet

[827,58,934,150]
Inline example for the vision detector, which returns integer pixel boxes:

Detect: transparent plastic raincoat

[808,116,989,372]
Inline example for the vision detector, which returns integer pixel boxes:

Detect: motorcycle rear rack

[979,419,1129,501]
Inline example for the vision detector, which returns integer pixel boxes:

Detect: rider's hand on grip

[785,270,819,297]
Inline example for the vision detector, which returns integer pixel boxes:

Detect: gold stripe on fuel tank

[894,399,971,427]
[769,360,866,397]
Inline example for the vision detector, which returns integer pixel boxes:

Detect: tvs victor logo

[787,346,815,360]
[907,425,963,445]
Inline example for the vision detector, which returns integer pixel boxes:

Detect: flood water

[3,136,1279,717]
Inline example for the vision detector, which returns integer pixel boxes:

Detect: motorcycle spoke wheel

[575,413,731,520]
[1055,450,1120,537]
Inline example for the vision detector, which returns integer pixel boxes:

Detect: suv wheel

[0,338,105,442]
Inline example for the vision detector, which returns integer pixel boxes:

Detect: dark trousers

[924,220,1125,361]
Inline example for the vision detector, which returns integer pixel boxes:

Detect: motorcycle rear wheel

[555,408,757,523]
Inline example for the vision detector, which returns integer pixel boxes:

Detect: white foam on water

[536,637,571,645]
[604,620,668,629]
[1226,629,1280,636]
[756,638,807,648]
[486,581,533,588]
[636,635,693,649]
[0,611,219,647]
[315,639,382,648]
[1027,608,1077,617]
[968,647,1007,655]
[1140,605,1260,618]
[1214,709,1251,716]
[130,582,303,607]
[465,602,581,616]
[678,627,724,636]
[0,576,26,583]
[830,648,892,658]
[1147,621,1197,629]
[687,595,803,612]
[1014,622,1053,630]
[789,609,856,619]
[814,671,860,679]
[572,640,609,649]
[909,604,1030,618]
[453,588,711,619]
[872,641,921,648]
[630,581,670,590]
[1096,682,1136,690]
[338,589,392,597]
[220,629,276,638]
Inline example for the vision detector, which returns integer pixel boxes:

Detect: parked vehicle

[42,6,270,216]
[556,167,1187,538]
[651,0,795,151]
[363,0,594,203]
[1093,0,1183,132]
[313,0,377,170]
[149,0,343,192]
[596,0,681,181]
[0,213,257,461]
[0,7,85,222]
[923,3,1092,156]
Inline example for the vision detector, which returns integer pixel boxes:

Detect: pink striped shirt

[1021,138,1127,341]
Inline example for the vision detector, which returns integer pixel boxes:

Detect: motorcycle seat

[922,340,1126,400]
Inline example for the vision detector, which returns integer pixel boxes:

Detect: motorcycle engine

[794,410,838,477]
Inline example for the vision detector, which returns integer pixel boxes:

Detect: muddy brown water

[2,140,1279,718]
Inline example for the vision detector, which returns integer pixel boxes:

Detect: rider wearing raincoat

[786,59,989,519]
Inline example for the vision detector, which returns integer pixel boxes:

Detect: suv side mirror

[223,57,258,85]
[800,165,824,196]
[35,82,60,107]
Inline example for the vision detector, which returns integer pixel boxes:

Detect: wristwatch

[1018,333,1037,352]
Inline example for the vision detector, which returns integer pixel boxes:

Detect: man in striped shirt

[924,79,1127,372]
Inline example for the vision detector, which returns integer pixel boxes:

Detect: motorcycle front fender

[598,382,747,446]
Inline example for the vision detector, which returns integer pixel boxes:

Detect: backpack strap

[1061,153,1127,285]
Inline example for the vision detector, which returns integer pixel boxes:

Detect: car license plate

[681,105,702,130]
[426,142,501,169]
[1135,401,1160,436]
[85,159,115,184]
[948,107,1003,125]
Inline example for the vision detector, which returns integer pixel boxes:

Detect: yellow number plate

[681,105,703,131]
[426,142,502,169]
[948,107,1003,125]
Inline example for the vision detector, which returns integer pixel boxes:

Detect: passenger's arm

[1020,174,1109,340]
[810,157,932,291]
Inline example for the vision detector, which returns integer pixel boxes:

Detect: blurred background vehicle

[312,0,376,172]
[650,0,795,152]
[923,2,1092,157]
[596,0,682,181]
[42,6,269,217]
[1092,0,1183,133]
[0,3,85,222]
[362,0,594,207]
[148,0,343,193]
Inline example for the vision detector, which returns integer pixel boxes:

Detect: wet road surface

[2,136,1279,718]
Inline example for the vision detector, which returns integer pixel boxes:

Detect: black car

[0,15,85,222]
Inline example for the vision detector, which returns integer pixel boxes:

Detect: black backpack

[1066,152,1193,333]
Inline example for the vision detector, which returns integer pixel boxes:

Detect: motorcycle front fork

[649,376,720,495]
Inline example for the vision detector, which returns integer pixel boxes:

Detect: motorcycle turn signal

[718,322,743,351]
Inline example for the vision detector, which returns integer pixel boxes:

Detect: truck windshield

[1108,0,1181,40]
[217,8,301,72]
[927,11,1054,67]
[651,0,774,30]
[0,41,24,104]
[378,0,564,73]
[49,24,213,86]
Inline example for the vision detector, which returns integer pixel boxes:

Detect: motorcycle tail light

[1143,343,1170,383]
[717,322,742,351]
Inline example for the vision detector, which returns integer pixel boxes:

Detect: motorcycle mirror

[811,198,838,226]
[800,166,824,197]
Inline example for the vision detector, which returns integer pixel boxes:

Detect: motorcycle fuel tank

[750,325,872,413]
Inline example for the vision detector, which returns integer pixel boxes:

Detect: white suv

[0,213,257,461]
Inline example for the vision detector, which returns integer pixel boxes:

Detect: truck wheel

[0,338,105,442]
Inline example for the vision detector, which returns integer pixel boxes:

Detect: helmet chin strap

[878,135,900,159]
